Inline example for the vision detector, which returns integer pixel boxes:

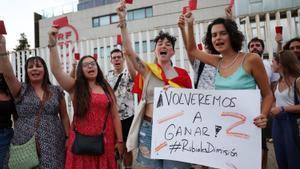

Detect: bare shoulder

[244,52,263,66]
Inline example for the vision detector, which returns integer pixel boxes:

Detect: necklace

[220,52,240,69]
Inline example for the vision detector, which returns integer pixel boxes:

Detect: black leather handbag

[72,93,110,155]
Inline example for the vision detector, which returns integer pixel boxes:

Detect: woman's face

[26,59,45,83]
[271,59,280,73]
[154,38,175,64]
[211,24,231,53]
[81,57,98,80]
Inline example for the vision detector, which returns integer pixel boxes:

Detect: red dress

[65,93,117,169]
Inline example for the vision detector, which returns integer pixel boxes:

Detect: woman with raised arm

[0,35,70,169]
[116,1,192,169]
[182,12,273,126]
[48,27,124,169]
[0,73,17,168]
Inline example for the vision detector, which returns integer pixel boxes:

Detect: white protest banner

[151,88,261,169]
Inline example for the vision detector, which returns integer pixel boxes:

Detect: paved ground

[130,142,278,169]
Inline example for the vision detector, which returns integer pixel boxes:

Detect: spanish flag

[132,63,192,101]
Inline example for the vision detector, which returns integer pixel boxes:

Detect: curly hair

[204,18,244,54]
[154,31,177,50]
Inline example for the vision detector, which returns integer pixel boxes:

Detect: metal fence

[8,9,300,118]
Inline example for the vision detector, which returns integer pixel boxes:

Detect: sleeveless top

[0,99,15,128]
[215,53,256,90]
[274,81,300,107]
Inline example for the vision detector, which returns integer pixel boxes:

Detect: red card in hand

[93,53,98,60]
[197,43,203,50]
[229,0,235,9]
[182,6,189,15]
[125,0,133,4]
[53,16,69,28]
[189,0,197,10]
[275,26,283,34]
[74,53,80,60]
[0,20,7,35]
[117,34,122,45]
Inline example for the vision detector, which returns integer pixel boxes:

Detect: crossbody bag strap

[34,93,46,157]
[294,78,300,105]
[194,62,205,89]
[113,73,123,91]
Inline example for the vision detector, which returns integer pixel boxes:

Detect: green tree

[14,33,30,51]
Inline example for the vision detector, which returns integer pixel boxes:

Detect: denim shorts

[0,128,13,168]
[136,120,191,169]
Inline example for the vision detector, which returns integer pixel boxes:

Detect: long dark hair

[0,73,11,96]
[74,56,116,118]
[204,18,244,54]
[275,50,300,87]
[25,56,52,99]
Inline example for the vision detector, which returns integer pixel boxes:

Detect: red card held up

[189,0,197,10]
[53,16,69,28]
[125,0,133,4]
[117,34,122,45]
[229,0,235,9]
[0,20,7,35]
[93,53,98,60]
[197,43,203,50]
[74,53,80,60]
[182,6,189,15]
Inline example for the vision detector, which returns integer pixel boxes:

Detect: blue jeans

[272,112,300,169]
[0,128,13,168]
[136,120,191,169]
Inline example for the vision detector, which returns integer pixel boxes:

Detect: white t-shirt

[263,59,280,84]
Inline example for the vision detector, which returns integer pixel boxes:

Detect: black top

[0,100,15,128]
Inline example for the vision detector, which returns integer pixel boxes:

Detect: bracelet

[280,106,285,112]
[117,140,124,144]
[48,43,56,48]
[117,21,127,28]
[0,52,9,57]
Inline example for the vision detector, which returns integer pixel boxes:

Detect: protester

[248,37,280,169]
[270,50,300,169]
[276,35,300,60]
[183,12,273,129]
[178,14,216,90]
[106,49,135,169]
[116,1,192,168]
[0,35,70,169]
[0,73,16,168]
[48,27,124,169]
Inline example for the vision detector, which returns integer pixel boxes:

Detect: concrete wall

[38,0,230,47]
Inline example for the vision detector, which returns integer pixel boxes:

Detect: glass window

[100,47,104,58]
[134,42,140,53]
[127,11,134,21]
[146,7,153,18]
[133,8,145,20]
[92,17,100,27]
[111,14,119,23]
[100,16,110,26]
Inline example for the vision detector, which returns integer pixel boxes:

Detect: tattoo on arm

[135,57,145,70]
